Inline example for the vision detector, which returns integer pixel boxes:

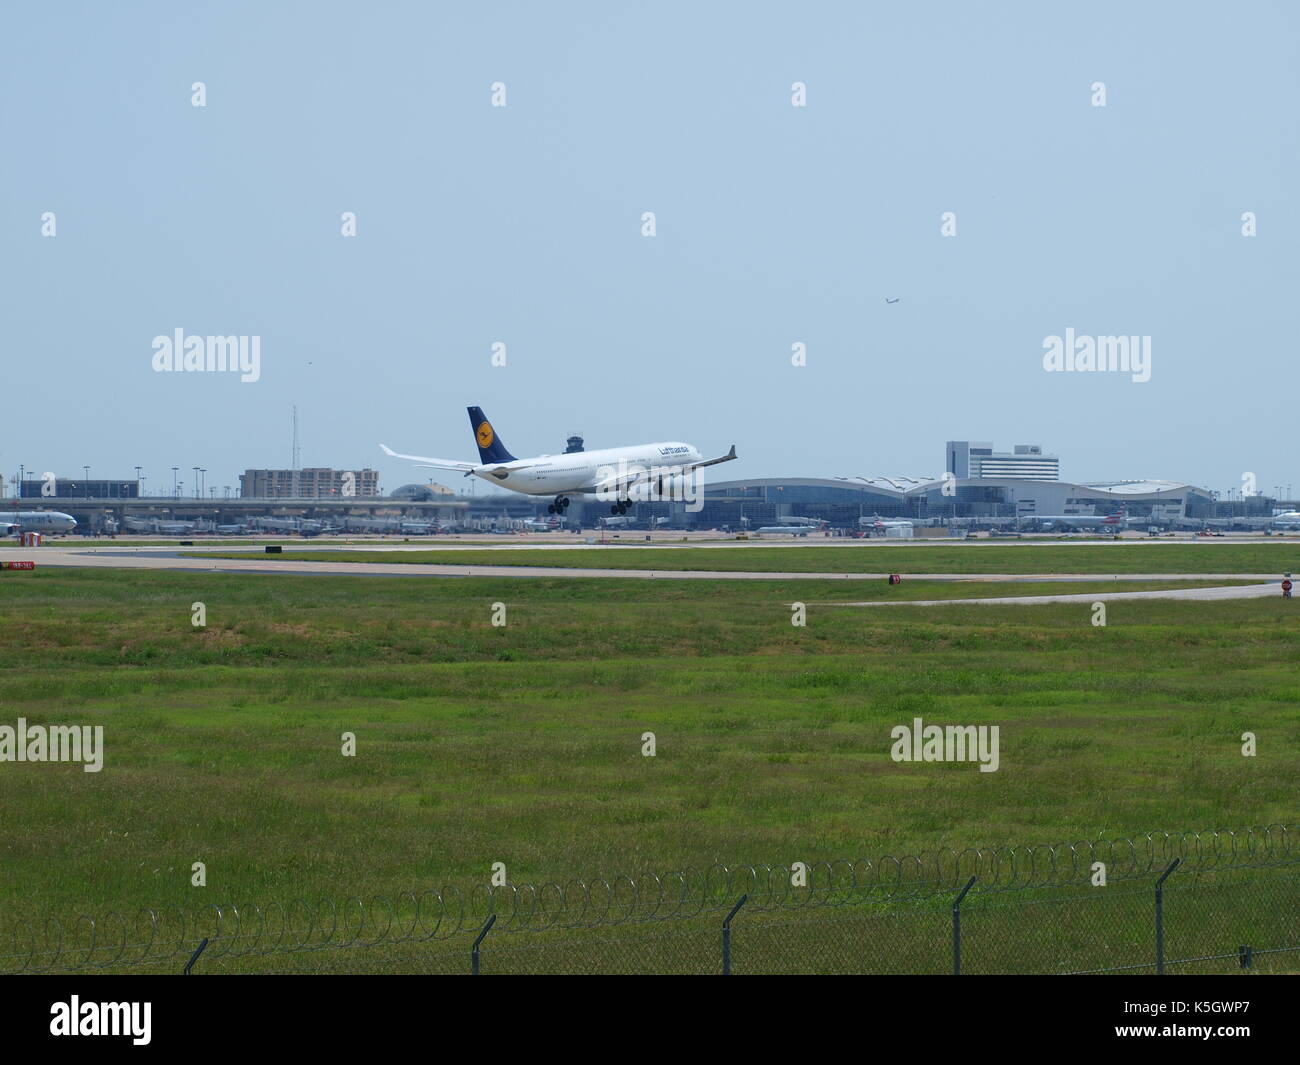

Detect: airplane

[123,515,197,535]
[382,406,737,516]
[859,516,913,534]
[0,510,76,534]
[521,517,562,532]
[1271,511,1300,529]
[250,516,324,535]
[399,520,441,535]
[1019,508,1127,532]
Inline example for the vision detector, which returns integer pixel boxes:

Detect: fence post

[1154,858,1180,975]
[952,876,976,975]
[721,894,748,975]
[1238,945,1253,970]
[183,937,208,975]
[471,914,496,975]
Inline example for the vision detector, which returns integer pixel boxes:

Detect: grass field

[193,542,1300,574]
[1,566,1297,927]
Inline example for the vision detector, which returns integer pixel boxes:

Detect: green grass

[0,567,1296,927]
[192,542,1300,574]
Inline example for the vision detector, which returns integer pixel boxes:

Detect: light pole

[192,467,201,499]
[172,467,179,498]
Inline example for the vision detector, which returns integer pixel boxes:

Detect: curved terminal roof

[709,476,939,500]
[708,476,1208,501]
[830,475,941,493]
[1077,479,1200,496]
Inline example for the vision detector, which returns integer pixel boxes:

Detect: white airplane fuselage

[1023,515,1124,530]
[477,442,702,496]
[0,510,77,533]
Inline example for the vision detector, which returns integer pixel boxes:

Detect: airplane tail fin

[467,406,518,464]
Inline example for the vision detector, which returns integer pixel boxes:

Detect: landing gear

[610,501,630,516]
[549,496,571,516]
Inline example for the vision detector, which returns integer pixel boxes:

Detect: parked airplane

[398,520,441,534]
[383,406,737,516]
[0,510,76,534]
[1019,509,1126,532]
[250,516,324,535]
[123,515,198,535]
[859,516,913,533]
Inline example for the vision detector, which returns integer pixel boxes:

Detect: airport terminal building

[654,439,1221,529]
[7,437,1266,534]
[676,475,1217,530]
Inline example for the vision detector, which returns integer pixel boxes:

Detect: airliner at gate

[382,407,737,516]
[0,510,77,534]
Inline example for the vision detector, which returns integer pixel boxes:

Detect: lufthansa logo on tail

[476,422,495,448]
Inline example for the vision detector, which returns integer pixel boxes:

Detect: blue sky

[3,1,1297,497]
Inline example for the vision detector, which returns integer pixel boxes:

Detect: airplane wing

[684,444,738,473]
[380,444,477,473]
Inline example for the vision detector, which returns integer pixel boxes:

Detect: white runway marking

[826,583,1280,606]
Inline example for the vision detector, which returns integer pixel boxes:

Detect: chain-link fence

[5,827,1297,975]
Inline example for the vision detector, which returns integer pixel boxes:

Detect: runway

[0,544,1288,606]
